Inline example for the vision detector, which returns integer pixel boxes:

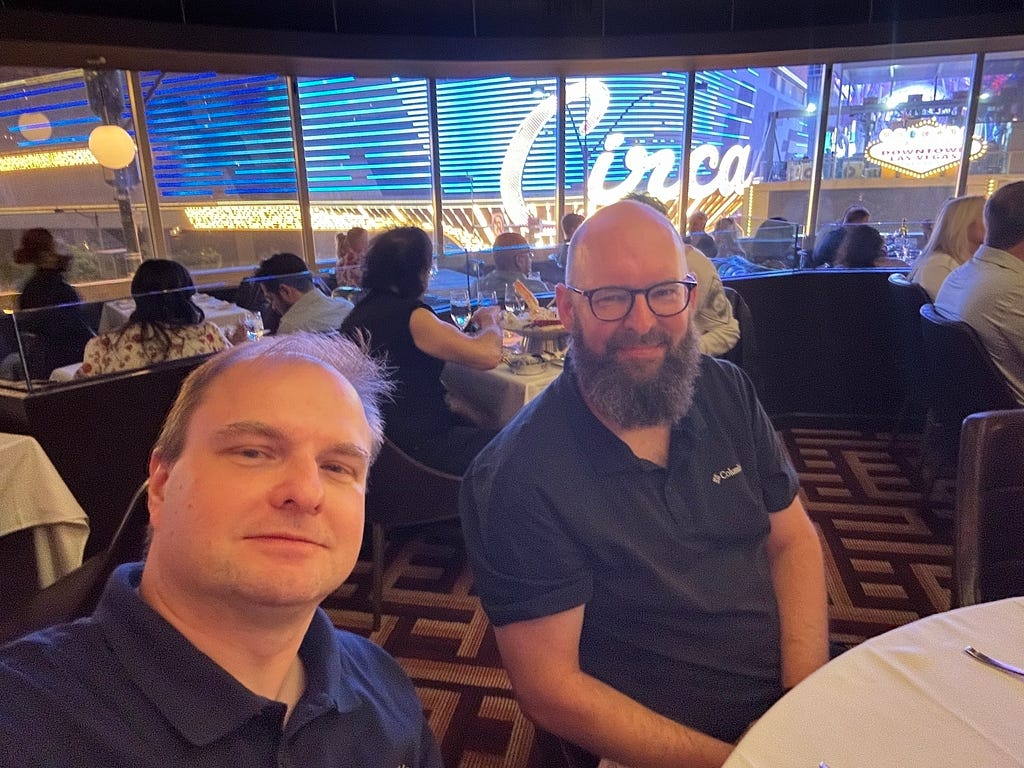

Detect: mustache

[605,326,673,352]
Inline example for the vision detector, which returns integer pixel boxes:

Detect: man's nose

[622,293,657,334]
[270,456,325,513]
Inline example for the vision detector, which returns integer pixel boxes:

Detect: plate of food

[501,282,565,330]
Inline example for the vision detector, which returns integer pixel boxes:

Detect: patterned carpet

[323,427,954,767]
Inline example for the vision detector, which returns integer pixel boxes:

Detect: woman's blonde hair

[921,195,985,266]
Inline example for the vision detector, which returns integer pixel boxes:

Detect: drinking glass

[504,284,525,315]
[450,289,472,331]
[479,289,499,308]
[243,311,265,341]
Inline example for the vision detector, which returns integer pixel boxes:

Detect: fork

[964,646,1024,680]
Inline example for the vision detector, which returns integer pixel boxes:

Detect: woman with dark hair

[835,224,906,269]
[13,228,93,377]
[77,259,230,377]
[341,226,503,474]
[15,229,80,309]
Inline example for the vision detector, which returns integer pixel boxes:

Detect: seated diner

[77,259,230,378]
[341,226,503,474]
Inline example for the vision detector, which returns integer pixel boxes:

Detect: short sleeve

[734,363,799,513]
[459,451,593,627]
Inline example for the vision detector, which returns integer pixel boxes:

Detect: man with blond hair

[0,333,442,768]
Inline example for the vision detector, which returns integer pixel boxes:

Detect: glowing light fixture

[17,112,52,142]
[0,148,96,173]
[87,124,137,169]
[805,103,817,114]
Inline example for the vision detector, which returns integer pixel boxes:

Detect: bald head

[567,200,688,286]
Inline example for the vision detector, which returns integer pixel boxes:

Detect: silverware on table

[964,645,1024,680]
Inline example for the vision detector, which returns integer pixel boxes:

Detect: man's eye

[322,461,358,477]
[235,447,269,460]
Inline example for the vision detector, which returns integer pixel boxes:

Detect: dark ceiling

[4,0,1024,38]
[2,0,1023,76]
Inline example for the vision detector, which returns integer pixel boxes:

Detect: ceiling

[3,0,1023,39]
[1,0,1023,78]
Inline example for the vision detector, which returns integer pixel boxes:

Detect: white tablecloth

[98,292,249,334]
[442,360,560,429]
[0,433,89,589]
[724,597,1024,768]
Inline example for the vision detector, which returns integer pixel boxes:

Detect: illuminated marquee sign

[865,120,986,179]
[0,148,97,173]
[500,79,753,224]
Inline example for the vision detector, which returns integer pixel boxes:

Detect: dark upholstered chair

[918,304,1017,470]
[364,438,462,630]
[721,286,763,395]
[887,274,931,447]
[953,410,1024,608]
[0,481,150,644]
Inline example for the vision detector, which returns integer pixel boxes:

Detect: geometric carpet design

[780,428,954,647]
[324,427,955,767]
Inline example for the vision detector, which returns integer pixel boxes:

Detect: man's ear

[147,450,170,528]
[555,283,576,332]
[280,284,303,305]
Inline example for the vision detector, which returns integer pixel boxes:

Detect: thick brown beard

[569,319,702,428]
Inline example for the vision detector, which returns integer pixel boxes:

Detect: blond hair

[921,195,985,266]
[154,332,391,464]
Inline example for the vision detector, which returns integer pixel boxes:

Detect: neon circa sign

[866,119,986,179]
[500,79,753,224]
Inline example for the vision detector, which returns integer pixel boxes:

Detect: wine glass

[504,283,525,315]
[449,289,472,331]
[478,289,498,308]
[243,311,265,341]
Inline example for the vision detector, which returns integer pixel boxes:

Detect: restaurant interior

[2,2,1024,766]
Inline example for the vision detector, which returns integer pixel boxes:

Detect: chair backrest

[919,304,1017,425]
[722,286,763,394]
[887,273,930,401]
[0,480,150,644]
[954,410,1024,607]
[364,438,462,531]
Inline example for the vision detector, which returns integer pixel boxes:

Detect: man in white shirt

[254,252,354,334]
[935,181,1024,404]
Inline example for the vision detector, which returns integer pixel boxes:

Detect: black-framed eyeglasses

[565,276,698,322]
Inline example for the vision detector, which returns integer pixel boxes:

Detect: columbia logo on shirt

[712,463,742,484]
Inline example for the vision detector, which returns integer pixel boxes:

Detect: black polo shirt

[460,355,799,742]
[0,564,441,767]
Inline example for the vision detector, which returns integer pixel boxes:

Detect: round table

[724,597,1024,768]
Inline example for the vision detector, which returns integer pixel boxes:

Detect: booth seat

[0,353,211,560]
[725,268,906,425]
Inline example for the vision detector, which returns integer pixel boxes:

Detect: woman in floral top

[78,259,230,377]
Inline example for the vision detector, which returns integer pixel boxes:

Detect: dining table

[442,357,561,430]
[722,597,1024,768]
[0,432,89,590]
[97,292,250,335]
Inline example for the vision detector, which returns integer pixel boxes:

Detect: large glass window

[818,55,976,258]
[695,66,813,270]
[969,51,1024,188]
[140,70,302,275]
[0,67,147,291]
[296,75,432,273]
[436,75,559,271]
[562,73,688,223]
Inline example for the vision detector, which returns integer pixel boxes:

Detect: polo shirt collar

[974,244,1024,275]
[96,564,356,746]
[558,354,708,476]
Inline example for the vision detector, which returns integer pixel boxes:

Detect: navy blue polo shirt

[460,355,799,742]
[0,563,441,768]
